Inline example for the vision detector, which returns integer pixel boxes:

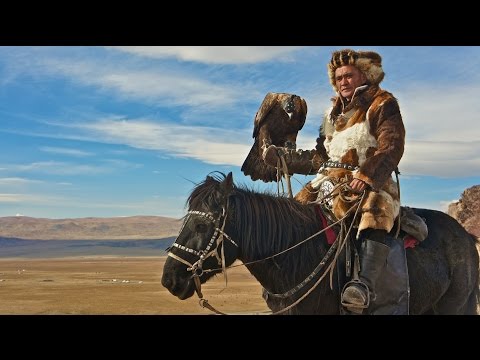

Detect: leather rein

[166,189,364,315]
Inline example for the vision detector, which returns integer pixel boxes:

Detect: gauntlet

[263,145,324,175]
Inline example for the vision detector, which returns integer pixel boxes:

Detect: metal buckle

[319,179,335,208]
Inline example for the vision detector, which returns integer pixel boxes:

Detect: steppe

[0,256,270,315]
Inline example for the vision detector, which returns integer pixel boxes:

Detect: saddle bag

[400,207,428,242]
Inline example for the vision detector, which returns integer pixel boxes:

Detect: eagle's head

[283,94,297,120]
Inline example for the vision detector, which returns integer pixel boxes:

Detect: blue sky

[0,46,479,219]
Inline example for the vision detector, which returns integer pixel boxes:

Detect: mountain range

[0,215,182,258]
[0,215,181,240]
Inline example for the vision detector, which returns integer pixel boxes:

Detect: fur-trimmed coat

[298,85,405,234]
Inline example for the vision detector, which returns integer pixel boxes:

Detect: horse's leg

[462,289,479,315]
[432,270,477,315]
[407,248,449,315]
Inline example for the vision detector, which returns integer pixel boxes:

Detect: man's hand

[349,178,368,193]
[263,145,282,168]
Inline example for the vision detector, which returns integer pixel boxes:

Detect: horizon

[1,46,479,219]
[3,213,177,219]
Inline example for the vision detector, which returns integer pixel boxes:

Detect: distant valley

[0,237,176,258]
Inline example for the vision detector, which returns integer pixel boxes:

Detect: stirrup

[341,279,370,314]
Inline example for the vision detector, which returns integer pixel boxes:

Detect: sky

[0,46,479,219]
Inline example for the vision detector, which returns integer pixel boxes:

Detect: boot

[263,145,324,175]
[341,239,390,313]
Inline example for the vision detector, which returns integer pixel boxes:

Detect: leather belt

[320,160,359,171]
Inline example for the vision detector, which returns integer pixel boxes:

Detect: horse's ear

[224,172,234,194]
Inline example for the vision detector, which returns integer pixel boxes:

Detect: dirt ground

[0,256,270,315]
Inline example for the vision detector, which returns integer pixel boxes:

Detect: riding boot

[263,145,324,175]
[341,238,390,313]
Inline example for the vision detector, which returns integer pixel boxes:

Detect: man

[263,49,405,313]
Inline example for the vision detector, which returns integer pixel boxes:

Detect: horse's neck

[239,248,340,315]
[228,197,341,314]
[237,238,332,297]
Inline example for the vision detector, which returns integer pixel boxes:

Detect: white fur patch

[324,106,334,124]
[324,121,377,165]
[310,172,327,189]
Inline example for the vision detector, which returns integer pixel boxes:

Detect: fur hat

[327,49,384,90]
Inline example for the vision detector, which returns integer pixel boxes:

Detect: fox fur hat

[327,49,384,90]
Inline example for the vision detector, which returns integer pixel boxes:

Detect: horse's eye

[195,223,208,233]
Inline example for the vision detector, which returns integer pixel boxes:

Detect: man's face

[334,65,367,100]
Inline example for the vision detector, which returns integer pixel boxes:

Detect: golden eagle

[241,92,307,182]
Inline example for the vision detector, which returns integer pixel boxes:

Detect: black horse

[161,172,479,314]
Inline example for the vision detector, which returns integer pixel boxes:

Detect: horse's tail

[465,234,480,315]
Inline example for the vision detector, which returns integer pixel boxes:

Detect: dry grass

[0,256,269,315]
[2,254,478,315]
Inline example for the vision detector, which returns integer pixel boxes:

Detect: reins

[167,181,367,315]
[267,190,365,315]
[275,153,293,198]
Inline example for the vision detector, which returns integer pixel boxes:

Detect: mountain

[0,215,182,240]
[447,185,480,238]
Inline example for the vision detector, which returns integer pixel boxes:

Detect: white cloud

[396,83,480,177]
[0,177,43,185]
[0,51,257,116]
[109,46,304,64]
[399,84,480,142]
[8,161,111,175]
[0,47,315,131]
[400,140,480,177]
[403,198,457,213]
[0,193,185,219]
[71,119,252,166]
[35,58,253,111]
[0,193,63,203]
[98,71,240,108]
[39,146,94,157]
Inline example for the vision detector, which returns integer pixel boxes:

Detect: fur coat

[298,85,405,235]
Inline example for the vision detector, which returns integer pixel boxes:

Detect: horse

[161,172,480,314]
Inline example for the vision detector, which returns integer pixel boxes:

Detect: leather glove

[262,145,284,168]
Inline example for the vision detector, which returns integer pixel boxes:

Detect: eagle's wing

[253,92,277,139]
[298,97,307,130]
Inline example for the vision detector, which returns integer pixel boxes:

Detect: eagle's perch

[241,92,307,182]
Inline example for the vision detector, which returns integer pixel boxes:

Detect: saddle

[399,206,428,242]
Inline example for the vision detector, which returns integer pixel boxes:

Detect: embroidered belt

[319,160,359,171]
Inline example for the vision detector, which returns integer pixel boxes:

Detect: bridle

[167,205,238,313]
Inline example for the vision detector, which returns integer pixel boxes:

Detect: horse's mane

[186,172,329,278]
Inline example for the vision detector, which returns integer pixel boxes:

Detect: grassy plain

[0,256,269,315]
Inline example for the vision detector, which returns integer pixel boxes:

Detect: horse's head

[161,172,240,300]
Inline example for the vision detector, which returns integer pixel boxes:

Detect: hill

[0,215,182,240]
[447,185,480,238]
